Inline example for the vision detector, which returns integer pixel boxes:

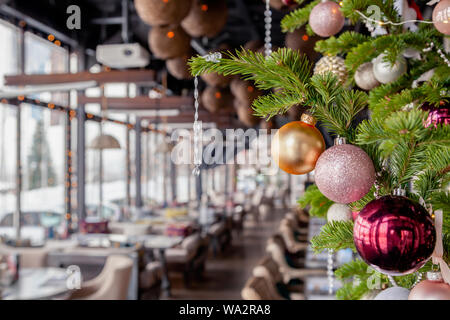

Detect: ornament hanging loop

[392,188,406,197]
[334,136,347,146]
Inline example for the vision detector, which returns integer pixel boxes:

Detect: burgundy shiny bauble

[354,196,436,276]
[282,0,296,5]
[421,102,450,128]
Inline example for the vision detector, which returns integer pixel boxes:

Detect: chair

[241,276,281,300]
[139,261,163,300]
[278,220,308,255]
[253,256,305,300]
[166,233,206,286]
[67,255,133,300]
[207,221,230,256]
[266,236,326,283]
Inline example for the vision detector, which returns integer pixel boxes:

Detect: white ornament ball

[313,56,348,84]
[374,287,410,300]
[372,53,407,84]
[354,62,380,91]
[327,203,352,222]
[360,290,381,300]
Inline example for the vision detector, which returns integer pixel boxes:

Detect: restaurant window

[16,31,68,240]
[0,20,19,238]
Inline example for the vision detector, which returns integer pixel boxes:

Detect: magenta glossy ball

[421,102,449,128]
[314,144,375,203]
[354,196,436,276]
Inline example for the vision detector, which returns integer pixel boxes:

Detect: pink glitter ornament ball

[409,272,450,300]
[309,1,345,37]
[432,0,450,35]
[315,143,375,203]
[354,195,436,276]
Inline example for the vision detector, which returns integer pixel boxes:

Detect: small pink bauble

[409,273,450,300]
[315,144,375,203]
[421,101,450,128]
[352,211,359,221]
[433,0,450,35]
[309,1,345,37]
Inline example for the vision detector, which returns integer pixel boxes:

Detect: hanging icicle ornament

[192,52,222,176]
[327,248,334,295]
[264,0,272,57]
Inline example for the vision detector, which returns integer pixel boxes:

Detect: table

[1,267,70,300]
[70,233,183,298]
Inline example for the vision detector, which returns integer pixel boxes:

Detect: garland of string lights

[354,8,450,67]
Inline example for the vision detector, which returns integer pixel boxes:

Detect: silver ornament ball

[374,287,410,300]
[327,203,353,222]
[372,53,407,84]
[354,62,380,91]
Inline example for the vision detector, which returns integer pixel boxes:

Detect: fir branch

[251,91,303,119]
[310,220,355,253]
[314,31,371,56]
[335,259,369,279]
[297,184,333,218]
[189,48,311,95]
[280,0,321,33]
[336,281,369,300]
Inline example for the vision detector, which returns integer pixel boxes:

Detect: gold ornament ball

[271,113,325,175]
[433,0,450,35]
[314,56,348,84]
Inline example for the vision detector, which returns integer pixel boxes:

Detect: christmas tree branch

[310,220,355,253]
[280,0,321,33]
[314,31,370,56]
[297,184,333,218]
[189,48,311,96]
[251,91,303,119]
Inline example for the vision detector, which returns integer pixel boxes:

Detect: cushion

[79,220,109,234]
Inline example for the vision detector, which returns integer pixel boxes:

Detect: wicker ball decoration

[166,53,193,80]
[285,27,322,62]
[234,99,259,127]
[354,62,380,91]
[181,0,228,38]
[201,86,232,113]
[148,25,191,60]
[134,0,192,26]
[230,79,262,102]
[313,56,348,84]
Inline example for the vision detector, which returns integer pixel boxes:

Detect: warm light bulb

[167,31,175,38]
